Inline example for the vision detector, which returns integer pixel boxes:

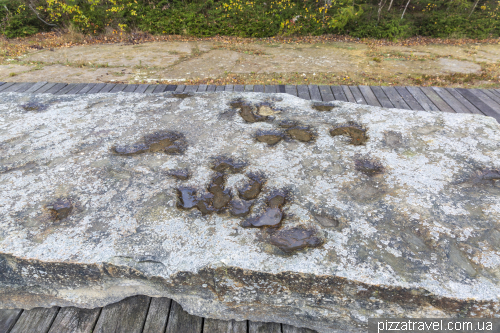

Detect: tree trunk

[401,0,411,19]
[468,0,481,18]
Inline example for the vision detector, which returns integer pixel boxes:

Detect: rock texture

[0,91,500,332]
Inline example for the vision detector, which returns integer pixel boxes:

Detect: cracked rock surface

[0,91,500,332]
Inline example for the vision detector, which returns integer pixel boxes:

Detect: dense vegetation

[0,0,499,39]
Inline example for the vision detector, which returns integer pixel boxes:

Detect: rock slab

[0,91,500,332]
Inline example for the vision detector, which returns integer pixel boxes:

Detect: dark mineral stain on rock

[238,173,266,200]
[330,123,368,145]
[113,143,149,156]
[229,199,254,217]
[267,189,287,208]
[255,130,284,146]
[113,131,187,156]
[314,214,339,228]
[383,131,403,148]
[168,169,190,180]
[211,156,247,174]
[269,227,323,253]
[48,198,73,220]
[472,169,500,185]
[176,187,198,209]
[286,126,315,142]
[354,158,385,176]
[196,193,216,215]
[208,174,231,210]
[242,208,283,228]
[171,92,193,99]
[21,102,48,112]
[230,99,267,123]
[278,120,298,128]
[312,102,336,111]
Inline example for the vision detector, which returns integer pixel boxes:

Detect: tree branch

[401,0,411,19]
[28,3,58,27]
[468,0,480,18]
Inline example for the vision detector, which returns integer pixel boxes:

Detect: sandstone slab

[0,91,500,332]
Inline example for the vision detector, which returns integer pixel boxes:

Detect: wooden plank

[394,86,424,111]
[144,85,156,94]
[370,86,394,108]
[76,83,97,95]
[308,85,322,101]
[197,84,208,92]
[282,323,317,333]
[419,86,455,113]
[143,297,172,333]
[109,83,127,93]
[225,84,234,92]
[152,84,167,93]
[9,307,59,333]
[341,85,356,103]
[406,86,439,111]
[0,82,18,92]
[285,85,297,96]
[297,85,310,100]
[165,84,177,91]
[254,85,265,93]
[244,85,253,92]
[234,85,244,92]
[491,89,500,98]
[24,81,48,93]
[207,85,216,92]
[480,89,500,107]
[446,88,482,114]
[248,321,281,333]
[330,86,348,102]
[348,86,367,104]
[99,83,116,93]
[175,85,186,92]
[54,83,79,95]
[358,86,382,107]
[432,87,471,113]
[381,86,411,110]
[470,89,500,118]
[93,295,150,333]
[215,85,225,92]
[66,83,89,94]
[278,85,286,93]
[87,83,108,94]
[318,85,334,102]
[48,307,100,333]
[2,82,30,93]
[184,85,198,92]
[123,84,139,93]
[0,309,22,333]
[164,301,203,333]
[35,82,58,94]
[203,318,247,333]
[265,85,277,93]
[0,82,6,88]
[455,88,500,121]
[44,83,68,94]
[135,84,150,94]
[16,82,37,93]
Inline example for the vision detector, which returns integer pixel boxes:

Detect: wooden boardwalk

[1,82,500,332]
[0,82,499,123]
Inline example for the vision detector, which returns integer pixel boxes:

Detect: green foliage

[348,18,413,40]
[0,0,43,38]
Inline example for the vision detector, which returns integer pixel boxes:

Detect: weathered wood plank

[47,307,100,333]
[285,85,297,96]
[144,85,157,94]
[331,85,348,102]
[175,85,186,92]
[165,85,177,91]
[54,83,79,95]
[216,85,225,92]
[381,86,411,110]
[0,309,22,333]
[164,301,203,333]
[341,85,356,103]
[184,85,198,92]
[9,307,59,333]
[348,86,367,104]
[203,318,247,333]
[318,85,334,102]
[122,84,139,93]
[135,84,150,93]
[143,297,172,333]
[2,82,30,93]
[99,83,116,93]
[207,85,217,92]
[0,82,19,92]
[225,84,234,92]
[282,323,317,333]
[446,88,482,114]
[455,88,500,121]
[152,84,167,93]
[254,85,265,93]
[265,85,277,93]
[491,88,500,98]
[469,89,500,119]
[394,86,424,110]
[419,86,455,113]
[308,85,322,101]
[244,85,254,92]
[248,321,281,333]
[15,82,37,93]
[234,84,244,92]
[431,87,471,113]
[35,82,58,94]
[23,81,48,93]
[66,83,90,94]
[370,86,394,108]
[0,82,6,88]
[76,83,97,94]
[93,295,150,333]
[358,86,382,107]
[406,86,439,111]
[297,85,310,100]
[87,83,107,94]
[197,84,208,92]
[480,89,500,107]
[278,85,286,93]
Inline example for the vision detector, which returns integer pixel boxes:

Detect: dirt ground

[1,32,499,88]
